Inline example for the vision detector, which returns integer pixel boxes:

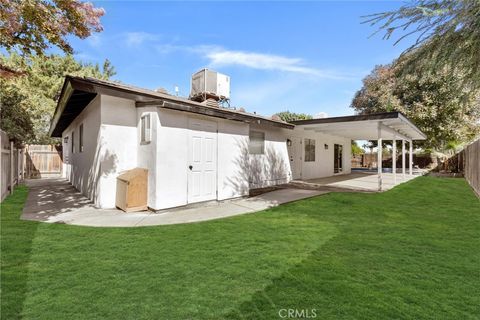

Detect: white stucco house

[49,75,426,211]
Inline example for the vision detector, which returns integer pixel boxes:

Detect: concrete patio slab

[301,171,424,192]
[21,179,326,227]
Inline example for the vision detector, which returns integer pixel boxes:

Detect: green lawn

[1,177,479,319]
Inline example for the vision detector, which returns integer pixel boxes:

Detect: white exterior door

[287,137,302,180]
[187,118,217,203]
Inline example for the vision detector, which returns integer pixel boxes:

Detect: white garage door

[187,118,217,204]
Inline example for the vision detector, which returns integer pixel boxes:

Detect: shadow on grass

[1,185,37,319]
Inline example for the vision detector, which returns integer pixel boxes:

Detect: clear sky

[69,1,412,118]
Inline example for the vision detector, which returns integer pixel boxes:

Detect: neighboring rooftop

[0,64,27,79]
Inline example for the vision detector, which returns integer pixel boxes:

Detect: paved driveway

[21,179,328,227]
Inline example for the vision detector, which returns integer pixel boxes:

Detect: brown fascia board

[290,112,402,125]
[48,78,75,137]
[136,100,294,129]
[55,76,294,130]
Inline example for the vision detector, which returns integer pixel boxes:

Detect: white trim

[409,140,413,175]
[392,136,397,184]
[379,123,411,141]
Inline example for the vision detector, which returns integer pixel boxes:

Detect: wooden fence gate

[25,145,63,179]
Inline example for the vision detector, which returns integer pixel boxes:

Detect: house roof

[49,76,294,137]
[291,112,426,140]
[0,64,27,79]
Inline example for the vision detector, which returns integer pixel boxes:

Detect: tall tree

[351,62,480,150]
[0,0,105,56]
[275,111,313,123]
[364,0,480,89]
[0,79,34,143]
[351,141,364,157]
[0,53,115,144]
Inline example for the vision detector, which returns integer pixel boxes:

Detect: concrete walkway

[21,179,328,227]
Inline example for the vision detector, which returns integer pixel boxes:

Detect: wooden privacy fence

[1,130,63,201]
[25,144,62,179]
[351,153,382,168]
[0,130,25,201]
[351,153,433,169]
[435,138,480,197]
[463,139,480,197]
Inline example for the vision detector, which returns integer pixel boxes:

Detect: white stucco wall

[98,95,138,208]
[217,119,250,200]
[153,108,188,210]
[148,109,251,210]
[62,95,138,208]
[136,106,159,209]
[62,96,101,202]
[287,126,352,180]
[62,93,352,210]
[248,124,292,189]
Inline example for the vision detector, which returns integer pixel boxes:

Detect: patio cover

[292,112,427,191]
[291,112,426,141]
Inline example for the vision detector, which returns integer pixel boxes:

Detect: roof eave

[49,76,294,136]
[397,112,427,140]
[49,77,75,137]
[292,112,426,140]
[136,99,294,129]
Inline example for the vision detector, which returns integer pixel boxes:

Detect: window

[304,138,315,162]
[249,131,265,154]
[141,113,151,143]
[71,131,75,153]
[64,136,69,162]
[79,124,84,152]
[334,144,343,173]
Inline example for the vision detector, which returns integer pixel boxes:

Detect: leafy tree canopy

[275,111,313,123]
[0,82,34,144]
[351,61,480,150]
[0,0,104,56]
[351,141,364,156]
[0,53,115,144]
[365,0,480,90]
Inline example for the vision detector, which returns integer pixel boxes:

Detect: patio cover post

[377,123,383,191]
[409,139,413,175]
[402,139,406,179]
[393,136,397,184]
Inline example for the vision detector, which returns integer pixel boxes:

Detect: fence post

[22,147,26,181]
[9,140,14,194]
[17,148,21,182]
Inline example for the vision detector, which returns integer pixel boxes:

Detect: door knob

[189,165,193,170]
